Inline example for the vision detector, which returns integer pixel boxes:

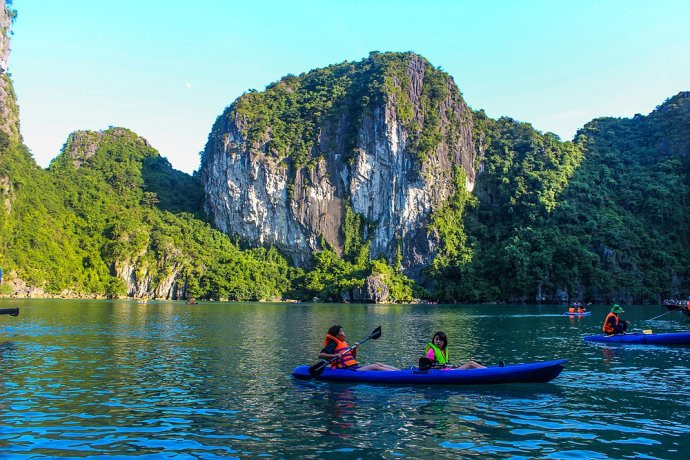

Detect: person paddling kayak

[424,331,485,370]
[602,305,629,335]
[319,325,398,371]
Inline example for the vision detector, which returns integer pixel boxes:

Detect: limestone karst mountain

[201,52,477,278]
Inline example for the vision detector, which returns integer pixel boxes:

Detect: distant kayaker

[319,325,398,371]
[424,331,485,370]
[602,305,629,335]
[577,305,587,313]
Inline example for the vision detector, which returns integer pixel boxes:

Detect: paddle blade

[0,307,19,316]
[370,326,382,340]
[308,360,328,377]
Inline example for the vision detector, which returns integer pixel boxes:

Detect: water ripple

[1,300,689,458]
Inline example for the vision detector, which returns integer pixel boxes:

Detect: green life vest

[424,342,449,364]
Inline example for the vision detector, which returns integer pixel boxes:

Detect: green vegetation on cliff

[0,127,298,299]
[298,205,416,303]
[224,51,462,167]
[431,94,690,303]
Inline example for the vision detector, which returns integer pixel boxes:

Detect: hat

[611,304,624,313]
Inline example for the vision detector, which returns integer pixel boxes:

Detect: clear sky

[8,0,690,174]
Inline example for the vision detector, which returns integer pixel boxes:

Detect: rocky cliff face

[201,52,477,277]
[0,0,18,220]
[0,0,19,140]
[0,0,10,73]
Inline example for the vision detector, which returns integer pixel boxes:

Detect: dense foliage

[299,206,416,303]
[430,94,690,303]
[224,51,460,168]
[0,127,299,300]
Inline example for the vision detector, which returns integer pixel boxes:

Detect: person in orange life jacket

[577,305,587,313]
[568,306,576,313]
[602,305,629,335]
[425,331,486,370]
[319,325,399,371]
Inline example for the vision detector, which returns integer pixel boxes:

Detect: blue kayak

[584,332,690,345]
[563,311,591,316]
[292,360,567,385]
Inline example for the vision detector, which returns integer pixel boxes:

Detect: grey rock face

[201,54,477,277]
[0,1,10,73]
[0,1,19,141]
[352,275,389,303]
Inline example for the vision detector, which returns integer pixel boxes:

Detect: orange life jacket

[602,312,619,334]
[324,334,358,368]
[577,307,584,313]
[569,307,575,313]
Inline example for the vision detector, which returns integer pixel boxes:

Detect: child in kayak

[319,325,398,371]
[425,331,486,370]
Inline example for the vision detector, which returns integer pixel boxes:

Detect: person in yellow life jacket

[424,331,486,370]
[602,305,629,335]
[319,325,398,371]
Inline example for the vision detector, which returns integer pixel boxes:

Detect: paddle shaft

[647,309,676,321]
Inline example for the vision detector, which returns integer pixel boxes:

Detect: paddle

[0,307,19,316]
[621,329,653,335]
[308,326,382,378]
[647,309,677,321]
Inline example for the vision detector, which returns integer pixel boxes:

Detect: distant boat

[563,311,591,317]
[662,299,685,310]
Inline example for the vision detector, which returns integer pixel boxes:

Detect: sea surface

[1,299,689,458]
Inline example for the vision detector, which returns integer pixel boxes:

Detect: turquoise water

[1,299,689,458]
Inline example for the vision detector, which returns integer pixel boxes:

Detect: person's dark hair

[327,325,342,337]
[432,331,448,350]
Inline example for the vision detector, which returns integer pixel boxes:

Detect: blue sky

[9,0,690,174]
